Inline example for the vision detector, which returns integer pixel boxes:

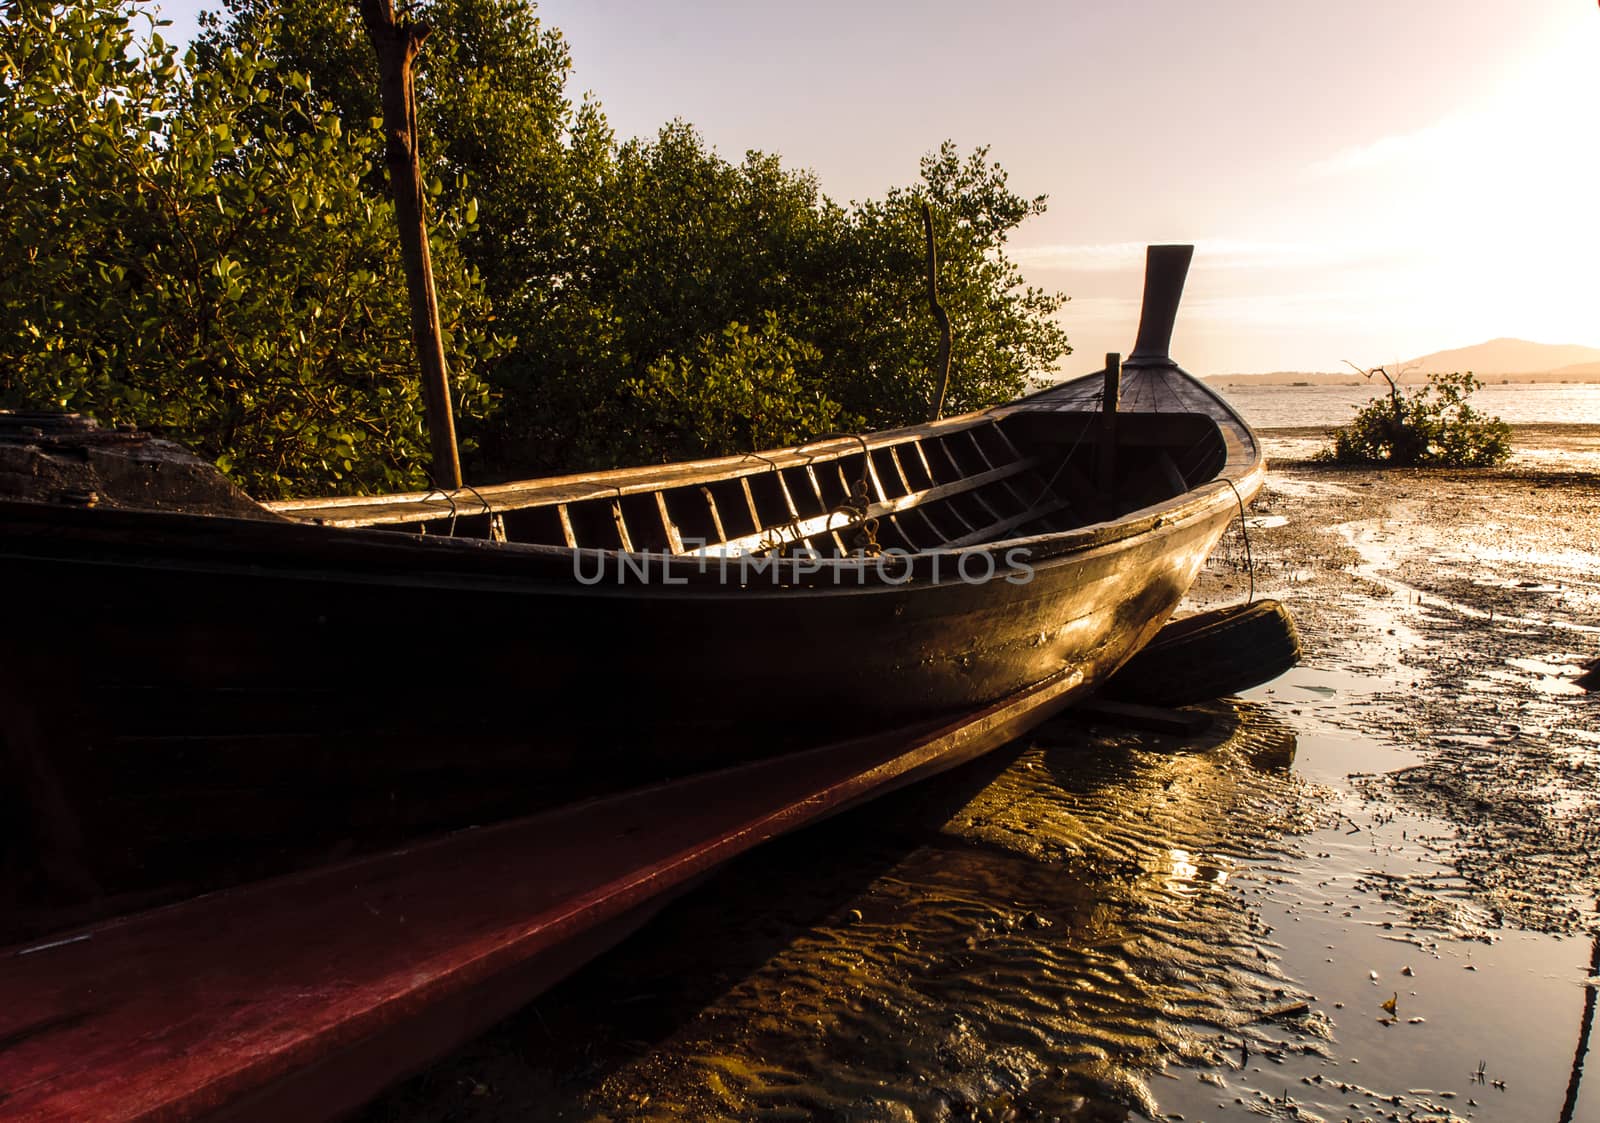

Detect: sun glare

[1403,31,1600,346]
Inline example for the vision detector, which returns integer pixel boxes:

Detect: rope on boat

[811,433,882,557]
[416,480,495,538]
[449,482,498,540]
[747,433,885,559]
[419,485,460,537]
[1222,477,1255,604]
[734,450,800,553]
[830,476,882,557]
[458,481,492,515]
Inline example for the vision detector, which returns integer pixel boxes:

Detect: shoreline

[1255,420,1600,474]
[1206,375,1600,388]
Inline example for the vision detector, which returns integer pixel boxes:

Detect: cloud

[1308,35,1600,183]
[1055,295,1139,321]
[1010,239,1401,273]
[1008,242,1148,272]
[1181,290,1386,331]
[1306,114,1476,178]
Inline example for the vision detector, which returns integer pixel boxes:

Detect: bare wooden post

[922,202,953,421]
[359,0,462,490]
[1098,352,1121,501]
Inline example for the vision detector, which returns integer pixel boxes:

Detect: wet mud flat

[361,424,1600,1123]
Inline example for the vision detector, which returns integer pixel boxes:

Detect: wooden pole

[1099,352,1121,502]
[922,202,953,421]
[359,0,462,490]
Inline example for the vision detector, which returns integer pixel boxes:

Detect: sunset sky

[157,0,1600,376]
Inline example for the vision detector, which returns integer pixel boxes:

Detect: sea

[1207,380,1600,429]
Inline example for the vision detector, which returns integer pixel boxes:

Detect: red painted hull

[0,672,1082,1123]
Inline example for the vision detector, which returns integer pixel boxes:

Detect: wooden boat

[0,244,1264,946]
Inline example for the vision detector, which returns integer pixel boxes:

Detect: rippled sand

[362,706,1333,1122]
[361,425,1599,1123]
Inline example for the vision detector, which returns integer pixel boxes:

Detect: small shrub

[1320,369,1511,467]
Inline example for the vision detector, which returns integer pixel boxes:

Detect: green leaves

[485,123,1066,474]
[0,0,501,497]
[5,0,1067,496]
[623,314,857,463]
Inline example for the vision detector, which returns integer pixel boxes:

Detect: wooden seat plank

[693,458,1041,557]
[940,498,1070,550]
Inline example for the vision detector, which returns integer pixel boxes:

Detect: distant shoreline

[1258,420,1600,438]
[1204,372,1600,388]
[1256,421,1600,474]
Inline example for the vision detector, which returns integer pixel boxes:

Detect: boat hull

[1,478,1240,942]
[0,672,1089,1123]
[1,244,1266,943]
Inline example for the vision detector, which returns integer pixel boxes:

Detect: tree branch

[358,0,461,489]
[922,201,952,421]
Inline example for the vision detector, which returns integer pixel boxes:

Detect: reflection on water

[361,704,1337,1122]
[1163,848,1229,899]
[1561,936,1599,1123]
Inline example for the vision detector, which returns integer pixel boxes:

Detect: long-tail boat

[0,244,1269,1122]
[0,245,1262,945]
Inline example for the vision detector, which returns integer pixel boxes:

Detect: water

[1209,381,1600,430]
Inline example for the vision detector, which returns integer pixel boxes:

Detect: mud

[360,424,1600,1123]
[1186,426,1600,940]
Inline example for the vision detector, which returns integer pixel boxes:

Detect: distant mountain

[1203,371,1366,386]
[1402,338,1600,375]
[1204,338,1600,386]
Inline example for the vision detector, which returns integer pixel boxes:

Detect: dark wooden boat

[0,243,1267,1122]
[0,244,1263,946]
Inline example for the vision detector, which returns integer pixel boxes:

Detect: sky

[151,0,1600,376]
